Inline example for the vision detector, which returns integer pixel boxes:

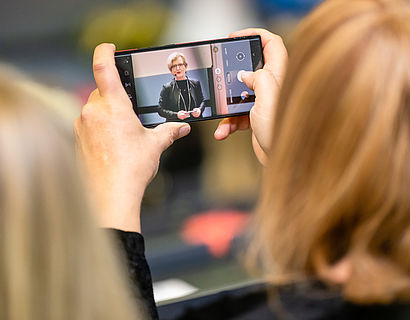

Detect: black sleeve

[158,85,178,119]
[107,229,159,320]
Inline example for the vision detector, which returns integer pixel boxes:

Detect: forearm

[199,100,206,112]
[157,106,178,119]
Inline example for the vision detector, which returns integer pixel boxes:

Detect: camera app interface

[116,38,262,126]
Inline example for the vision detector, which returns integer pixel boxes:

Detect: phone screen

[115,36,263,127]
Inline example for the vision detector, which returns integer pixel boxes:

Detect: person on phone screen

[157,52,205,121]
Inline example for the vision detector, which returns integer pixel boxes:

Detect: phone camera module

[236,52,245,61]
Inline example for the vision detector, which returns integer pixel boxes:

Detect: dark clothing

[158,78,205,121]
[111,230,410,320]
[108,229,159,320]
[176,80,189,109]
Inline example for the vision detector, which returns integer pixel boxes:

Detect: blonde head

[0,65,146,319]
[252,0,410,303]
[167,52,187,71]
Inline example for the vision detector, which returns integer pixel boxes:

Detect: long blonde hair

[252,0,410,303]
[0,65,146,319]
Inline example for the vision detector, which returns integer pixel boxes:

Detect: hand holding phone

[214,29,288,165]
[75,43,191,233]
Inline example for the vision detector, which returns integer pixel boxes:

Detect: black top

[110,229,410,320]
[176,80,190,110]
[108,229,159,320]
[157,78,205,120]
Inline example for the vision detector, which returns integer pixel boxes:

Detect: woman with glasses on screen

[157,52,205,121]
[77,0,410,318]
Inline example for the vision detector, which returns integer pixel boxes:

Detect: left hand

[191,108,201,118]
[75,43,191,232]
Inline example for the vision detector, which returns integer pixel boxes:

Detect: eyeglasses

[171,63,186,70]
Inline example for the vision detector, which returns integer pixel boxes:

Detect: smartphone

[115,35,263,127]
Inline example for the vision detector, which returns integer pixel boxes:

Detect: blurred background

[0,0,321,303]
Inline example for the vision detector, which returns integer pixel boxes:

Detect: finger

[153,122,191,150]
[241,70,278,105]
[93,43,125,98]
[229,28,287,84]
[241,71,255,91]
[237,115,251,130]
[214,116,249,140]
[249,69,278,152]
[248,69,278,110]
[214,118,234,140]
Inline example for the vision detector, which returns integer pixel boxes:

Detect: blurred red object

[181,210,249,258]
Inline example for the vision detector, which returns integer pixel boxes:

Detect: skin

[75,43,191,232]
[172,56,187,81]
[214,28,288,165]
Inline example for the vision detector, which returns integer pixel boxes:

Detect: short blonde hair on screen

[167,52,187,71]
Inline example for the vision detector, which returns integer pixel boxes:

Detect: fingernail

[179,125,191,138]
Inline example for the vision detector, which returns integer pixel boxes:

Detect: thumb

[153,122,191,150]
[241,71,255,90]
[93,43,125,98]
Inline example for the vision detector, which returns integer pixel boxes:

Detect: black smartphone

[115,35,263,127]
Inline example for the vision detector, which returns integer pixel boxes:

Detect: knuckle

[166,130,176,146]
[80,103,94,122]
[255,69,268,79]
[273,34,284,44]
[93,61,106,73]
[157,128,176,150]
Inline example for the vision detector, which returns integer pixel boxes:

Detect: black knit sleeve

[107,229,159,320]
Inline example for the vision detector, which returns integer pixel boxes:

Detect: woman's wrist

[90,178,145,233]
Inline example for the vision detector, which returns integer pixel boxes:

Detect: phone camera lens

[236,52,245,61]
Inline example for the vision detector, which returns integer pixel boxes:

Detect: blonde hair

[251,0,410,304]
[167,52,187,71]
[0,65,147,319]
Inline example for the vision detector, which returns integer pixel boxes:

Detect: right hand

[177,110,190,120]
[214,28,288,164]
[191,108,201,118]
